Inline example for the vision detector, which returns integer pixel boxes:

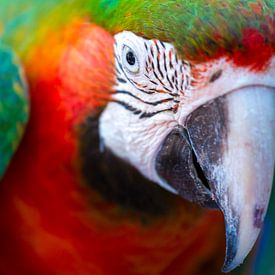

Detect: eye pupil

[126,51,136,66]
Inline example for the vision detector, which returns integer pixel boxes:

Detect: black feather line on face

[139,107,174,118]
[115,90,174,106]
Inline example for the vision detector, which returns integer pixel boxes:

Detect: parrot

[0,0,274,274]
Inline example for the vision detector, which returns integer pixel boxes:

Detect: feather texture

[0,45,28,177]
[0,1,274,65]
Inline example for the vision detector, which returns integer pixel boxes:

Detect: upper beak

[156,86,275,272]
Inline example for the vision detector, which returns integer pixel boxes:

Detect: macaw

[0,1,274,274]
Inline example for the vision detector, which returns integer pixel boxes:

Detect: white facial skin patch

[100,31,193,192]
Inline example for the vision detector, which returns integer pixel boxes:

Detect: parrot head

[79,0,274,272]
[1,0,274,273]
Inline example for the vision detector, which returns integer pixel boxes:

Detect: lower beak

[156,86,275,272]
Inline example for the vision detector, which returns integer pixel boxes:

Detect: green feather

[0,45,29,177]
[1,1,274,61]
[0,1,274,61]
[89,0,274,60]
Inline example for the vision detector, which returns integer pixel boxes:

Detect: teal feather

[0,45,29,177]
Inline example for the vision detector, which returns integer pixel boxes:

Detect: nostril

[209,69,223,83]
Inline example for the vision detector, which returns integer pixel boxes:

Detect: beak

[156,86,275,272]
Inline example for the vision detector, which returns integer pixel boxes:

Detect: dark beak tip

[222,257,242,273]
[222,264,235,273]
[221,228,238,273]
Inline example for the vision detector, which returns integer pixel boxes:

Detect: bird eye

[122,46,139,73]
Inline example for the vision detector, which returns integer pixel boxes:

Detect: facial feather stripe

[113,31,192,119]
